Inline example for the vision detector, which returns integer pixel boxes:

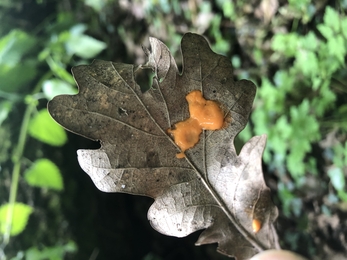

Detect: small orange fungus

[168,90,225,158]
[252,219,262,233]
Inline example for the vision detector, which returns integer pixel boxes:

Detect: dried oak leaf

[48,33,279,259]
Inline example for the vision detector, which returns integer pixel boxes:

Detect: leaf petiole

[2,73,50,249]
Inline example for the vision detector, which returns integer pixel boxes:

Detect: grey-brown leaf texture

[48,33,280,259]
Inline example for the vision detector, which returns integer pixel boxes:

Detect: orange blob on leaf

[187,90,224,130]
[168,90,225,158]
[252,219,262,233]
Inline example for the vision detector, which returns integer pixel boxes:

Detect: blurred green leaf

[0,29,37,66]
[288,0,311,10]
[24,158,63,190]
[344,142,347,167]
[0,100,12,125]
[298,32,318,51]
[0,126,11,163]
[328,166,345,191]
[275,100,320,178]
[210,15,230,54]
[258,77,287,113]
[273,70,294,91]
[65,24,106,59]
[0,0,21,9]
[43,79,77,100]
[25,241,77,260]
[327,36,346,64]
[218,0,235,20]
[323,6,340,32]
[84,0,107,12]
[69,24,87,35]
[277,183,295,217]
[317,24,334,39]
[46,56,74,84]
[158,0,171,14]
[337,190,347,202]
[342,18,347,39]
[272,33,299,57]
[0,203,33,236]
[287,149,306,177]
[66,34,106,59]
[0,27,38,92]
[295,50,318,77]
[28,109,67,146]
[231,55,241,68]
[0,61,38,92]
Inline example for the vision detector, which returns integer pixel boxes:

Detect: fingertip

[250,250,308,260]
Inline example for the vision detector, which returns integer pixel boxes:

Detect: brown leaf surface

[48,33,279,259]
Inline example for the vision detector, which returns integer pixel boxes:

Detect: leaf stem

[3,101,35,247]
[185,136,268,252]
[2,73,51,249]
[203,177,268,251]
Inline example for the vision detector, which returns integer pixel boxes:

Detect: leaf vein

[110,63,178,146]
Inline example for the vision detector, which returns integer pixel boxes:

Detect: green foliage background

[0,0,346,259]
